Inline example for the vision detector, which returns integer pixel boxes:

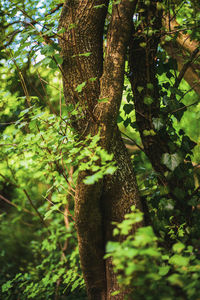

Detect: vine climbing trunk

[128,1,196,224]
[128,1,168,183]
[59,1,142,299]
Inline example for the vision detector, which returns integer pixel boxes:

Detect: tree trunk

[59,1,142,299]
[128,2,169,184]
[128,2,195,223]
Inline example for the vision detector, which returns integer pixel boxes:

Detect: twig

[5,47,31,106]
[4,30,22,47]
[45,3,64,17]
[23,189,49,228]
[35,77,61,92]
[178,84,200,103]
[173,47,200,90]
[44,197,75,221]
[15,5,66,42]
[0,144,17,146]
[120,130,144,152]
[59,79,62,118]
[0,194,35,216]
[170,101,198,115]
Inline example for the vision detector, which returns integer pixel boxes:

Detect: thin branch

[23,189,48,228]
[4,30,22,47]
[45,3,64,16]
[120,130,144,152]
[0,144,17,146]
[35,77,61,92]
[44,197,75,221]
[0,173,19,187]
[170,101,198,115]
[2,21,21,29]
[5,47,31,106]
[15,5,66,42]
[0,194,35,216]
[173,47,200,90]
[59,79,62,118]
[0,121,16,125]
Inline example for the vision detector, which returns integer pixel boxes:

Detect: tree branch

[162,17,200,95]
[0,194,35,216]
[174,47,199,90]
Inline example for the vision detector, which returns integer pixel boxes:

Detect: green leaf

[68,23,77,30]
[181,136,197,153]
[162,153,182,171]
[165,36,173,42]
[173,242,185,253]
[123,104,134,115]
[18,122,27,129]
[140,42,147,48]
[152,118,164,130]
[94,4,106,9]
[169,254,190,267]
[104,166,117,175]
[99,150,113,163]
[71,280,80,292]
[171,101,186,122]
[54,53,63,65]
[137,86,144,93]
[98,97,109,103]
[32,112,45,120]
[117,115,124,123]
[73,52,92,57]
[111,291,120,296]
[124,117,131,127]
[19,106,34,117]
[143,129,156,136]
[75,81,86,93]
[57,28,66,34]
[144,96,153,105]
[41,45,55,56]
[49,59,57,69]
[106,241,119,253]
[44,204,61,220]
[147,83,154,90]
[89,77,97,82]
[41,57,52,66]
[167,274,183,287]
[52,274,60,283]
[83,172,102,184]
[159,265,170,276]
[2,280,13,292]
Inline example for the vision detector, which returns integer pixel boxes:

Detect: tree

[59,1,143,298]
[0,0,200,299]
[58,0,199,299]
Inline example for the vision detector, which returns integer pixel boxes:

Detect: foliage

[0,88,116,299]
[1,214,85,299]
[106,206,200,300]
[0,0,200,299]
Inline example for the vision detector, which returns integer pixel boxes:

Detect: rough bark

[59,1,141,299]
[95,3,142,296]
[59,3,109,297]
